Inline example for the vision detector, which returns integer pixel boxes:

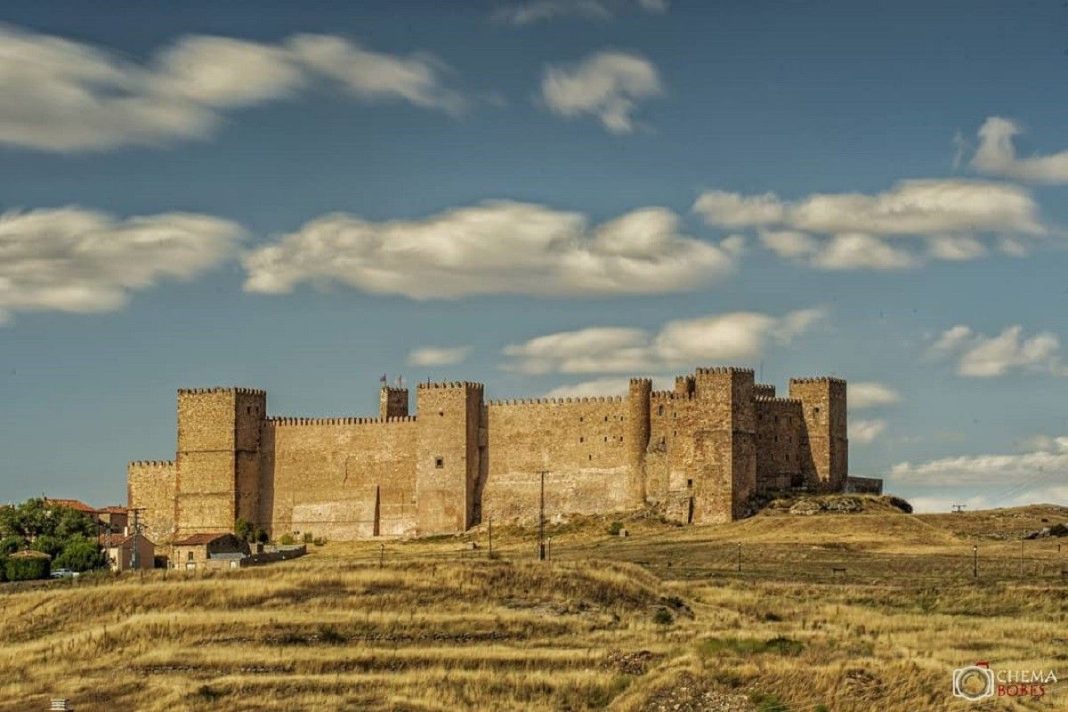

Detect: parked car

[50,568,79,579]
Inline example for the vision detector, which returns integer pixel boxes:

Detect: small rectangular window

[434,457,444,469]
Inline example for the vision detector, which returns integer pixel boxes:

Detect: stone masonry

[127,368,849,543]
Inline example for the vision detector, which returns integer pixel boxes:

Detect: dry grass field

[1,498,1066,711]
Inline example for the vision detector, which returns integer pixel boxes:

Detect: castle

[127,368,849,543]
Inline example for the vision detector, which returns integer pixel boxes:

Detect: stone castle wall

[128,369,849,542]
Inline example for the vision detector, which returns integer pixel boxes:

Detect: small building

[102,533,155,572]
[97,506,130,535]
[171,533,249,570]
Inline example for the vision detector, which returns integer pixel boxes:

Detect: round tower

[626,378,652,505]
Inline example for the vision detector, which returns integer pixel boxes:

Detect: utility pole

[129,508,144,571]
[972,544,978,579]
[538,470,548,561]
[379,543,384,569]
[487,517,493,558]
[951,504,966,513]
[736,543,742,572]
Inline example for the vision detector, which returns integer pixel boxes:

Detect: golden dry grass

[1,504,1066,711]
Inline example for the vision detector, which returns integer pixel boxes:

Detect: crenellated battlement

[754,396,802,406]
[177,386,266,395]
[416,381,484,390]
[650,390,696,401]
[486,395,624,407]
[267,415,417,426]
[789,376,846,385]
[629,377,652,386]
[128,459,176,468]
[694,366,755,375]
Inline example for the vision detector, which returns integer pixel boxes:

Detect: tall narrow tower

[174,387,266,535]
[414,381,484,535]
[626,378,652,505]
[789,377,847,491]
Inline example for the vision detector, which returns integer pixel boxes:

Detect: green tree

[0,536,21,555]
[53,535,106,572]
[30,534,63,558]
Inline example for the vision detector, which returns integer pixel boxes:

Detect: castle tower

[174,387,266,535]
[626,378,652,505]
[788,377,847,491]
[691,367,757,522]
[379,386,409,419]
[414,381,484,535]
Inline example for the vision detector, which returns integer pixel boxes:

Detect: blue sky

[1,0,1067,512]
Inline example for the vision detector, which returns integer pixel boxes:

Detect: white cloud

[849,382,901,410]
[851,419,886,444]
[971,116,1068,184]
[502,308,825,374]
[0,24,463,152]
[695,192,786,228]
[243,201,737,299]
[407,346,472,367]
[891,435,1068,511]
[493,0,667,25]
[542,375,674,398]
[928,324,1064,378]
[540,51,662,134]
[0,207,244,322]
[696,179,1046,270]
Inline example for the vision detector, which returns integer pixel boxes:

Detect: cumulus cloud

[851,419,887,444]
[540,51,662,133]
[849,382,901,410]
[243,201,738,299]
[0,207,244,323]
[971,116,1068,184]
[697,179,1046,270]
[542,375,674,398]
[0,23,463,152]
[493,0,667,25]
[502,308,825,374]
[407,346,472,367]
[891,434,1068,511]
[929,324,1064,378]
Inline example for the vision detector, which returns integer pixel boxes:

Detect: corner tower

[789,377,847,491]
[174,387,266,535]
[415,381,484,535]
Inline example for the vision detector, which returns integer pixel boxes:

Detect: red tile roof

[44,498,97,513]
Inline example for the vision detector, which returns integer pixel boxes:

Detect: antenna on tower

[951,503,967,513]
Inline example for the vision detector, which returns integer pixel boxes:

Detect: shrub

[1049,523,1068,537]
[0,536,20,555]
[751,693,789,712]
[279,534,295,546]
[5,554,50,581]
[607,521,624,536]
[234,518,254,542]
[254,528,269,544]
[302,532,314,544]
[317,624,346,644]
[652,607,673,625]
[312,537,326,547]
[0,555,6,582]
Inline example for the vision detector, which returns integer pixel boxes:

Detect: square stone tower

[788,377,847,491]
[414,381,484,535]
[174,387,266,535]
